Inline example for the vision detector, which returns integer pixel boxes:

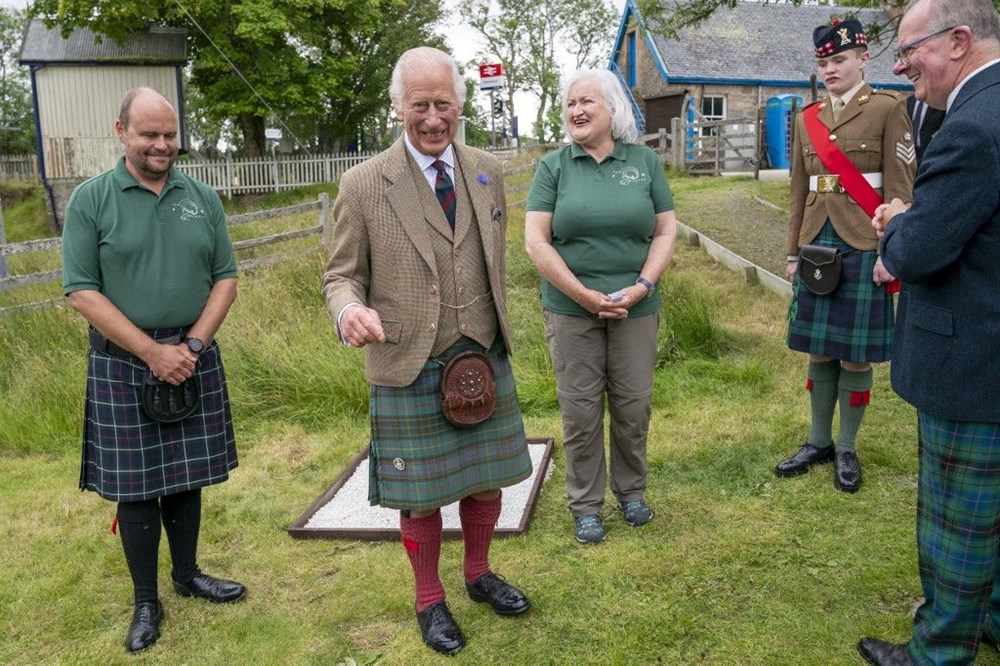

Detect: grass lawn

[1,172,995,664]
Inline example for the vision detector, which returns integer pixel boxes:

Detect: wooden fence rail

[0,161,533,315]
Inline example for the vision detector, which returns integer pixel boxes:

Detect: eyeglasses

[894,26,956,65]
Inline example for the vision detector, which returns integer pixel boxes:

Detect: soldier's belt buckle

[817,175,841,193]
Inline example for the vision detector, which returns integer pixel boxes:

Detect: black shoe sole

[466,589,531,616]
[834,479,860,493]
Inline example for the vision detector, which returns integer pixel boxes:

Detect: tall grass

[2,177,986,664]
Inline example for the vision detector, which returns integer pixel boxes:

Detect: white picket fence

[0,151,377,195]
[176,152,379,198]
[0,154,39,183]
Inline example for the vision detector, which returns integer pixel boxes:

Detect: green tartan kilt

[368,337,532,511]
[787,221,894,363]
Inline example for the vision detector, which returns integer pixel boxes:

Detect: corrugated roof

[19,19,187,65]
[643,2,907,89]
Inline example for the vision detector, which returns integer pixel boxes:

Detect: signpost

[479,63,505,148]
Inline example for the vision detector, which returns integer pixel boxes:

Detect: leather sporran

[440,351,497,428]
[798,244,842,296]
[141,373,200,423]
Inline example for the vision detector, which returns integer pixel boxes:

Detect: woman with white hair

[525,69,677,544]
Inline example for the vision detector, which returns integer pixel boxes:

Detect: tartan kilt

[910,413,1000,663]
[79,328,238,502]
[787,221,894,363]
[368,336,532,511]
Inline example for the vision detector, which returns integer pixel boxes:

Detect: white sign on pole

[265,128,282,141]
[478,63,504,91]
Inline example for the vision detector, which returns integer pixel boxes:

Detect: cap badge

[838,27,851,45]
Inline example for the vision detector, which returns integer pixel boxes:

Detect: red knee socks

[459,494,501,584]
[399,510,445,612]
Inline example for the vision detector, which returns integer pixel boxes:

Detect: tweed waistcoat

[407,155,498,356]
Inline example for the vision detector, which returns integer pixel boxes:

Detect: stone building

[609,0,910,135]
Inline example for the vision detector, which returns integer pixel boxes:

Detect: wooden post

[658,128,667,164]
[225,158,234,200]
[671,117,682,169]
[0,195,7,278]
[319,192,332,248]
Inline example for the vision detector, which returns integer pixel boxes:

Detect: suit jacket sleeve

[881,113,1000,283]
[785,112,808,257]
[881,94,916,205]
[322,168,371,326]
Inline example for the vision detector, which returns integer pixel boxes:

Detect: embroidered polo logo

[172,198,207,222]
[612,166,647,186]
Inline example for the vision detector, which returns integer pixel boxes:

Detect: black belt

[88,328,184,360]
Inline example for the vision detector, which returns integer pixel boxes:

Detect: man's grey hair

[389,47,467,114]
[561,69,639,144]
[906,0,1000,44]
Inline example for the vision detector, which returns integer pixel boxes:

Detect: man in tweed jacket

[322,47,533,656]
[862,0,1000,663]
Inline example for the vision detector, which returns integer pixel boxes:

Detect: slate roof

[19,19,187,65]
[626,0,911,90]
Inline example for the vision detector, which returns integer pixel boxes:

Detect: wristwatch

[635,276,655,297]
[184,337,204,355]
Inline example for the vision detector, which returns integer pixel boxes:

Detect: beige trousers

[543,310,659,517]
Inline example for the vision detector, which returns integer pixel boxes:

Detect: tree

[0,6,36,155]
[28,0,443,156]
[458,0,617,143]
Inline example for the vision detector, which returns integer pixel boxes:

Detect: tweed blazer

[786,84,915,255]
[322,139,512,387]
[880,63,1000,423]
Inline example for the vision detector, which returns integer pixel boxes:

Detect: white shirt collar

[947,58,1000,112]
[403,131,455,171]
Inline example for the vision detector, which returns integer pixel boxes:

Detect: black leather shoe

[835,450,862,493]
[857,637,915,665]
[173,573,247,603]
[775,443,835,477]
[466,571,531,616]
[125,599,163,653]
[416,601,466,656]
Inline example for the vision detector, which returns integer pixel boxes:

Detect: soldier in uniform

[774,19,915,492]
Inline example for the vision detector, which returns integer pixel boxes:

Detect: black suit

[905,95,945,164]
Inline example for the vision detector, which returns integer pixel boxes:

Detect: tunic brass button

[829,134,837,141]
[861,143,867,149]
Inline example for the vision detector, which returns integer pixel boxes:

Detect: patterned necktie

[912,100,926,148]
[431,160,456,232]
[831,97,845,122]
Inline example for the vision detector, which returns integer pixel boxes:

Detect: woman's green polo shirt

[526,141,674,317]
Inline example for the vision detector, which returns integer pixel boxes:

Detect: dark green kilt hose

[79,327,238,502]
[909,412,1000,664]
[368,336,532,511]
[787,221,894,363]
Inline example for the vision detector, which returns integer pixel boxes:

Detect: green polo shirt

[526,141,674,317]
[62,158,237,329]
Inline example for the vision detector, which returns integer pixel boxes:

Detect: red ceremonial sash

[802,103,883,217]
[803,103,899,293]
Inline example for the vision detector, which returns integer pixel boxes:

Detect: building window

[700,94,726,136]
